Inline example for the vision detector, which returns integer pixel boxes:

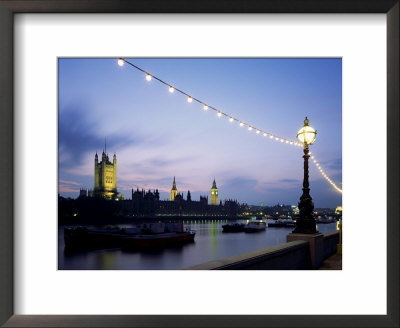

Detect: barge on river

[268,219,296,228]
[222,223,245,233]
[121,230,196,249]
[64,221,196,250]
[244,220,267,232]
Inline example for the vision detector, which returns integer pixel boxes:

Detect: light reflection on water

[58,220,338,270]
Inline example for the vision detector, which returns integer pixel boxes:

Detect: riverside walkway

[318,253,342,270]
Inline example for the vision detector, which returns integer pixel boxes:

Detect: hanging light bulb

[240,122,244,127]
[145,74,152,81]
[187,96,193,103]
[169,86,174,93]
[203,104,208,110]
[270,135,273,139]
[117,58,124,66]
[256,130,260,134]
[217,112,222,117]
[263,132,267,137]
[229,117,234,122]
[248,126,253,131]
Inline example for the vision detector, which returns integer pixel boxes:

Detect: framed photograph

[0,1,398,327]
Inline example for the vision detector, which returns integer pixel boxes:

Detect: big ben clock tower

[210,178,218,205]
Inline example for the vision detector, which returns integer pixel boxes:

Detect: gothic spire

[171,176,177,190]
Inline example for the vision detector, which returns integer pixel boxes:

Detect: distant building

[200,195,208,204]
[132,188,160,216]
[79,188,88,197]
[130,186,239,217]
[210,178,218,205]
[94,148,118,200]
[170,176,178,201]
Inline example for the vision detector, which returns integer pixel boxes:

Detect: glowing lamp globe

[296,117,317,145]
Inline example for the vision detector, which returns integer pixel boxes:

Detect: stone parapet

[184,240,309,270]
[184,231,340,270]
[287,232,324,269]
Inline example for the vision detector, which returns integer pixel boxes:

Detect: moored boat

[222,223,245,232]
[244,220,267,232]
[64,221,196,250]
[64,226,135,249]
[121,230,196,249]
[268,219,296,228]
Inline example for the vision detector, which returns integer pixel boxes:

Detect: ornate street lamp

[293,117,318,234]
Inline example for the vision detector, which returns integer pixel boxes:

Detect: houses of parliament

[80,148,240,217]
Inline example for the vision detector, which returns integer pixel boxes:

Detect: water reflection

[97,251,117,270]
[59,220,338,270]
[208,220,219,257]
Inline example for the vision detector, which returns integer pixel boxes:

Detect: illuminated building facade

[94,150,118,199]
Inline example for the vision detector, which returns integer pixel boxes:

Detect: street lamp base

[292,218,318,234]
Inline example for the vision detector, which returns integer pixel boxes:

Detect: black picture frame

[0,1,398,327]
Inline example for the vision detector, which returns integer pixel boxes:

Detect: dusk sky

[58,58,342,208]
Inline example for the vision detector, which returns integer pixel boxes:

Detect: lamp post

[293,117,318,234]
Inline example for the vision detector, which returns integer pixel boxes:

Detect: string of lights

[308,150,342,193]
[117,58,342,193]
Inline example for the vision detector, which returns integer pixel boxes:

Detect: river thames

[58,220,338,270]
